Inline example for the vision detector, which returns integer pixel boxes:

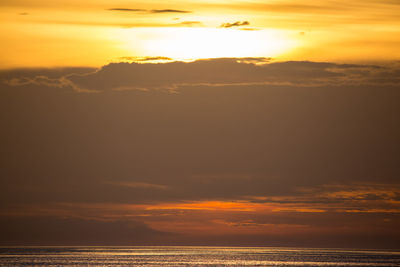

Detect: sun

[116,27,297,61]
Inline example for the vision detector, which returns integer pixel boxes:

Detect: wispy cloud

[239,27,259,31]
[107,8,191,14]
[177,21,203,26]
[106,181,170,190]
[151,9,191,14]
[107,8,146,12]
[3,182,399,243]
[220,21,250,28]
[245,183,400,213]
[118,56,173,62]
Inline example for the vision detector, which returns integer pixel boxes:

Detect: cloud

[1,58,400,247]
[58,59,400,91]
[239,27,260,31]
[244,183,400,213]
[107,8,191,14]
[117,56,173,62]
[34,19,201,29]
[107,8,146,12]
[5,76,68,88]
[150,9,191,14]
[3,73,98,93]
[3,58,399,94]
[2,181,399,247]
[106,181,170,190]
[220,21,250,28]
[176,21,203,26]
[0,216,168,246]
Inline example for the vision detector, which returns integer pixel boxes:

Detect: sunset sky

[2,0,400,67]
[1,0,399,248]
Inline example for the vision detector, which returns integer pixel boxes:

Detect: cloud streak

[106,181,170,190]
[107,8,191,14]
[220,21,250,28]
[2,182,398,246]
[151,9,191,14]
[107,8,146,12]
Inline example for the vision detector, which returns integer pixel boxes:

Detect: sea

[0,246,399,266]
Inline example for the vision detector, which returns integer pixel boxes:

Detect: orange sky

[1,0,400,68]
[1,1,400,248]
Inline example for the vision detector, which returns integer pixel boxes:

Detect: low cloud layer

[5,58,399,92]
[1,58,399,247]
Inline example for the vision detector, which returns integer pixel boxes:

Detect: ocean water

[0,246,399,266]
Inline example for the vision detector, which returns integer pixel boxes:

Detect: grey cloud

[0,216,169,246]
[243,183,400,213]
[0,67,96,92]
[1,59,400,204]
[151,9,191,13]
[5,76,68,88]
[117,56,173,62]
[1,59,400,247]
[2,59,331,92]
[107,8,191,14]
[106,181,170,190]
[220,21,250,28]
[177,21,202,26]
[4,74,97,93]
[0,67,94,80]
[51,59,400,92]
[107,8,146,12]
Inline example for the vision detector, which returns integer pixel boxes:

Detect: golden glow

[1,0,400,67]
[116,27,297,60]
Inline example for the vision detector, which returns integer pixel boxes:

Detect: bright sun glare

[116,27,297,60]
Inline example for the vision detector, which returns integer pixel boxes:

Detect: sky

[1,0,400,68]
[0,0,400,248]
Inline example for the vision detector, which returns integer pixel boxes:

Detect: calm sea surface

[0,246,399,266]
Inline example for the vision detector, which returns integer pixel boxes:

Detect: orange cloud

[144,201,262,211]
